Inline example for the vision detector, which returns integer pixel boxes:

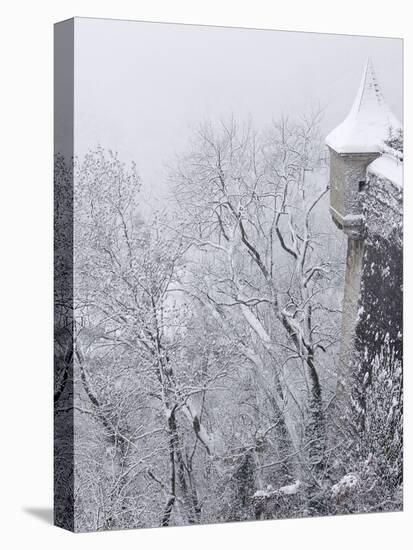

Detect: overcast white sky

[74,18,402,203]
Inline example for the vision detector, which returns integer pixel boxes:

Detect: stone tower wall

[329,148,379,232]
[336,238,365,403]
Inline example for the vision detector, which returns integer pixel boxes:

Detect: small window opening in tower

[359,180,366,192]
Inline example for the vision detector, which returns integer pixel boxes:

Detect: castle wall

[337,166,403,419]
[354,170,403,365]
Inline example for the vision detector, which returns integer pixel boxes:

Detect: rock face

[325,59,403,415]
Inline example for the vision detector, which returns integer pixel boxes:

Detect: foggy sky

[74,18,402,205]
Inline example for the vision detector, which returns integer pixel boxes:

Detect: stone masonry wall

[351,170,403,425]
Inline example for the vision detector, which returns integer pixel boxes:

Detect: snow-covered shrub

[332,345,403,514]
[383,127,403,160]
[331,474,359,504]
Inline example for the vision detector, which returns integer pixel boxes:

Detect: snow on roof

[326,58,401,154]
[368,154,403,188]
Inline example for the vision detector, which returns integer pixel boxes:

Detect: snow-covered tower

[326,58,400,238]
[325,59,402,413]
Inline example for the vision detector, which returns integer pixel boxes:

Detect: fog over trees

[54,112,402,531]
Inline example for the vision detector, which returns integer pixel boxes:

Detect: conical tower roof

[326,58,401,154]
